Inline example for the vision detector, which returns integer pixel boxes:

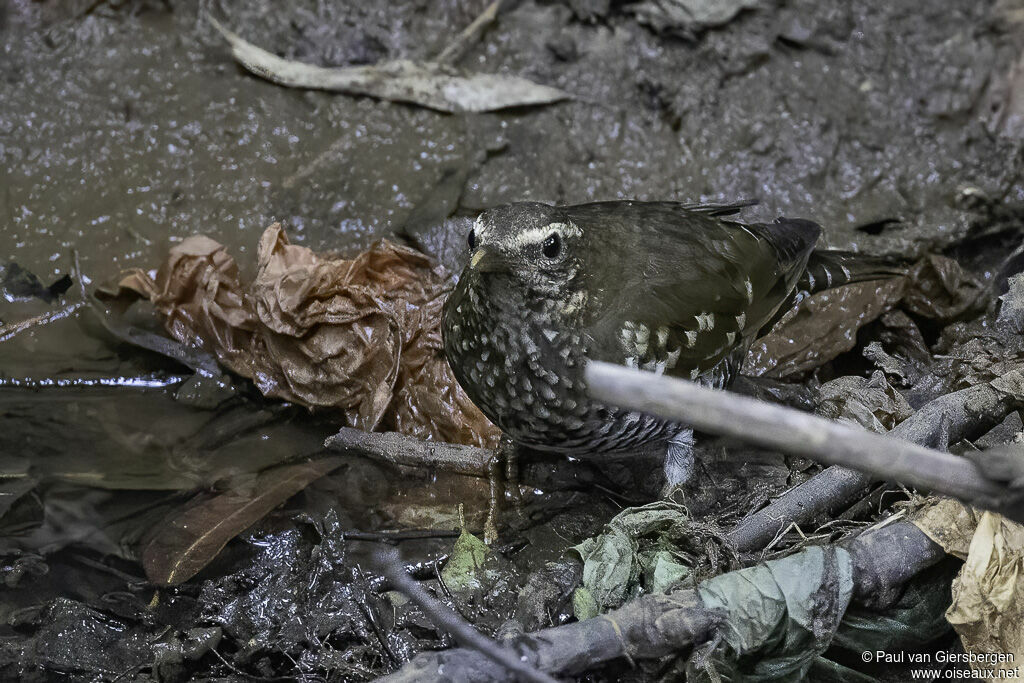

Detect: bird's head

[461,202,583,297]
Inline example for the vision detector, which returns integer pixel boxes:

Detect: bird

[441,200,899,497]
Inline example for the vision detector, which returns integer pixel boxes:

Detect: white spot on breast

[543,328,558,342]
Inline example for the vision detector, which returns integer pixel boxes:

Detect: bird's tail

[798,250,908,295]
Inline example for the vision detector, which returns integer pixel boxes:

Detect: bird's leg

[662,428,696,496]
[483,435,520,544]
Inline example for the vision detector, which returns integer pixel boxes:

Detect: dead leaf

[816,370,913,433]
[901,254,985,322]
[210,18,569,114]
[630,0,760,33]
[946,512,1024,672]
[912,497,983,560]
[116,223,499,447]
[142,457,345,585]
[746,278,906,378]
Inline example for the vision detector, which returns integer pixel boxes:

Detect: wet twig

[373,546,561,683]
[585,362,1024,542]
[325,426,492,477]
[434,0,502,65]
[0,301,86,343]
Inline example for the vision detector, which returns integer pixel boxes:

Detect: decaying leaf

[570,502,733,612]
[900,254,985,322]
[998,273,1024,333]
[210,19,569,114]
[142,457,344,585]
[116,223,499,448]
[440,528,491,593]
[688,545,854,682]
[913,498,1024,673]
[629,0,760,33]
[912,497,983,560]
[746,278,906,378]
[748,254,984,378]
[946,512,1024,674]
[816,370,914,433]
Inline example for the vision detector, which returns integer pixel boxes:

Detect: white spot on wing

[744,278,754,303]
[695,313,715,331]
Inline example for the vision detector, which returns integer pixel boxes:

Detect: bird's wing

[568,202,819,380]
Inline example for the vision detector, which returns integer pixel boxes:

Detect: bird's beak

[468,248,505,273]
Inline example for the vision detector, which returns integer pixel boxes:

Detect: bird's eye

[542,233,561,259]
[467,228,477,250]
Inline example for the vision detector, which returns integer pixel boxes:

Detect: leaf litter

[113,223,499,448]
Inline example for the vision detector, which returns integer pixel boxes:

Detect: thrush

[442,200,899,493]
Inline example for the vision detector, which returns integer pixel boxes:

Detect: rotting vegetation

[3,0,1024,681]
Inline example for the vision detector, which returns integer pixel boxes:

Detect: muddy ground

[2,0,1024,681]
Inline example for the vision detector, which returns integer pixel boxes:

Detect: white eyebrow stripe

[513,221,582,245]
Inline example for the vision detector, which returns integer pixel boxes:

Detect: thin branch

[0,301,86,343]
[374,546,562,683]
[728,377,1022,551]
[434,0,502,65]
[325,427,492,478]
[584,362,1023,533]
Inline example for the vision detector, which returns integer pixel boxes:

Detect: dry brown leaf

[118,224,499,447]
[143,457,345,586]
[912,497,983,560]
[946,512,1024,672]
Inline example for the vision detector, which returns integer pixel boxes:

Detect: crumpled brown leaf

[946,511,1024,672]
[118,224,499,447]
[913,498,1024,672]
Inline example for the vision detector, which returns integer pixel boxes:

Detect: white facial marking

[511,221,582,249]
